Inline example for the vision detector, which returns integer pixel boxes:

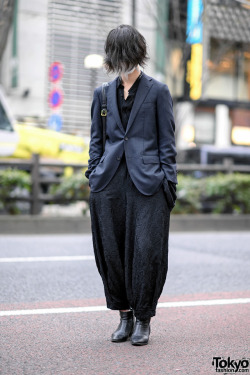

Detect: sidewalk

[0,214,250,234]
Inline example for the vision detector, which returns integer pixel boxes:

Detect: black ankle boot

[111,310,134,343]
[131,318,151,346]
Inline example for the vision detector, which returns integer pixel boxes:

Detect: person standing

[85,24,177,346]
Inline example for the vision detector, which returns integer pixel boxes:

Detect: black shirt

[116,70,143,131]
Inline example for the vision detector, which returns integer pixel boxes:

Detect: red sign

[48,89,63,108]
[49,62,63,83]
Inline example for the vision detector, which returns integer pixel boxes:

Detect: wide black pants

[89,154,170,320]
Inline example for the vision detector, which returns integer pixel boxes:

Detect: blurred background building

[0,0,250,157]
[168,0,250,157]
[0,0,155,137]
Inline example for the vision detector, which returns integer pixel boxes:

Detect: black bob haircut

[104,24,149,74]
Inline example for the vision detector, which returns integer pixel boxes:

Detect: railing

[1,153,250,215]
[0,154,88,215]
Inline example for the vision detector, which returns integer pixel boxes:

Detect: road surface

[0,232,249,375]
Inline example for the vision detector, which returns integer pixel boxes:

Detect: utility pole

[132,0,136,27]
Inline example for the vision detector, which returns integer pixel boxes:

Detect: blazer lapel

[107,77,124,134]
[125,73,153,134]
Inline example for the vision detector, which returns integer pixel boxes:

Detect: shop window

[231,108,250,146]
[194,110,215,145]
[205,38,250,102]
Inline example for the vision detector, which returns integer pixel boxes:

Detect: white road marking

[158,298,250,308]
[0,256,95,263]
[0,298,249,317]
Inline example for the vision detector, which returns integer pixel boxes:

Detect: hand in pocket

[162,178,176,212]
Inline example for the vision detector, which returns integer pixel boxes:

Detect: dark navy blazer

[86,72,177,196]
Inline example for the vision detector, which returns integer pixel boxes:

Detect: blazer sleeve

[85,88,103,179]
[157,84,178,184]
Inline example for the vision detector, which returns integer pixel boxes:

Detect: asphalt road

[0,232,249,375]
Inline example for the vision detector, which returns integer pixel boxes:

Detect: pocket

[89,155,105,180]
[168,181,177,202]
[142,155,160,164]
[162,178,175,211]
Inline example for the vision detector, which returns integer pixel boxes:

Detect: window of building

[231,108,250,146]
[204,38,250,102]
[194,108,215,145]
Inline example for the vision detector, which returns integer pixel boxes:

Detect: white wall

[0,0,48,119]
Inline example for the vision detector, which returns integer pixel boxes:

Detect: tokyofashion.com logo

[212,357,249,373]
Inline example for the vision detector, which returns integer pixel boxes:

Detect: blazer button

[124,136,128,141]
[116,156,120,161]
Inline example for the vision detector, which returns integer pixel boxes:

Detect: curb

[0,216,91,234]
[0,214,250,234]
[170,214,250,232]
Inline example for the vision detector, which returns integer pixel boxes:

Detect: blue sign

[186,0,203,44]
[48,114,62,132]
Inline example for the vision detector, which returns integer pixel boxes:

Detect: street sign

[48,89,63,108]
[186,43,203,100]
[49,62,63,83]
[186,0,203,44]
[48,114,63,132]
[48,62,64,130]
